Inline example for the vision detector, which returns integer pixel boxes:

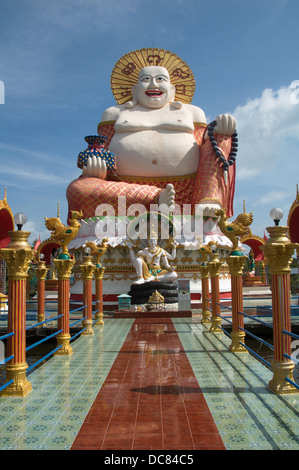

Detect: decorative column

[207,253,223,334]
[0,230,34,397]
[261,224,298,394]
[80,254,95,335]
[199,264,210,324]
[35,258,48,324]
[94,265,105,326]
[226,255,247,353]
[54,257,75,355]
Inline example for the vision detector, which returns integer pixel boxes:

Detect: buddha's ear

[170,84,176,101]
[125,85,137,108]
[132,84,138,101]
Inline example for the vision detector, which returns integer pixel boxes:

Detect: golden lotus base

[201,309,211,324]
[268,360,299,395]
[0,363,32,397]
[229,331,248,353]
[55,333,73,356]
[209,318,222,335]
[94,313,104,326]
[81,319,94,335]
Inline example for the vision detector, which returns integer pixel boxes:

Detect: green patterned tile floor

[0,318,134,450]
[173,318,299,450]
[0,317,298,450]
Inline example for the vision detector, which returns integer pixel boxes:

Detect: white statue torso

[101,103,206,177]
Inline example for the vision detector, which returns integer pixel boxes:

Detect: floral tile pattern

[174,318,299,450]
[0,316,298,450]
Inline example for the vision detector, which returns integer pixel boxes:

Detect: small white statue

[126,234,177,285]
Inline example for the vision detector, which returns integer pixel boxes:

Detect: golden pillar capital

[94,265,105,280]
[54,258,75,279]
[226,255,246,276]
[80,255,95,279]
[36,260,49,280]
[207,253,222,277]
[198,264,209,278]
[261,226,298,274]
[0,248,34,278]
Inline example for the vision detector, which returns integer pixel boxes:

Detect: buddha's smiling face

[133,66,175,109]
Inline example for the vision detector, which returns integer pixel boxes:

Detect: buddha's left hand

[213,113,236,136]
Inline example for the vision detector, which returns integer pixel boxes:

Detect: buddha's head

[131,66,176,109]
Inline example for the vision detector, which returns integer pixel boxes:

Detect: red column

[54,258,75,355]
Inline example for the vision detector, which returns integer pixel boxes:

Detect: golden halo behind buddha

[111,48,195,105]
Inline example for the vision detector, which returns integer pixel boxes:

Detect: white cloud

[234,84,299,183]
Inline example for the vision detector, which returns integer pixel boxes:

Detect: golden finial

[57,201,60,218]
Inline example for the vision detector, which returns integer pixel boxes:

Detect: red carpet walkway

[71,318,225,450]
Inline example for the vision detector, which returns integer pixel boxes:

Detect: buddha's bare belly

[109,130,199,177]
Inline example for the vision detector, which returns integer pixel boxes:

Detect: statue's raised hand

[82,155,107,179]
[213,113,236,136]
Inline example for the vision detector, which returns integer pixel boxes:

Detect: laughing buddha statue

[67,48,237,221]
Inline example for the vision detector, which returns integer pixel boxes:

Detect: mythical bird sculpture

[45,210,83,257]
[198,241,219,264]
[85,238,108,266]
[215,208,253,254]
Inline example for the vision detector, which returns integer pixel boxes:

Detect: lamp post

[0,213,34,396]
[80,247,95,335]
[261,208,298,394]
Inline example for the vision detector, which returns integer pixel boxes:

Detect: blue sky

[0,0,299,244]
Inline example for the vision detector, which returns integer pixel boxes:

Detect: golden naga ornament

[111,48,195,105]
[44,209,83,258]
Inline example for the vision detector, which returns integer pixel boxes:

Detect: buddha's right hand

[82,155,107,179]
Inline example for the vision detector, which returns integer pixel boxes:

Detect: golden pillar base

[229,331,248,353]
[82,319,94,335]
[268,360,299,395]
[209,317,222,335]
[94,312,104,326]
[201,308,211,324]
[55,333,73,356]
[0,362,32,397]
